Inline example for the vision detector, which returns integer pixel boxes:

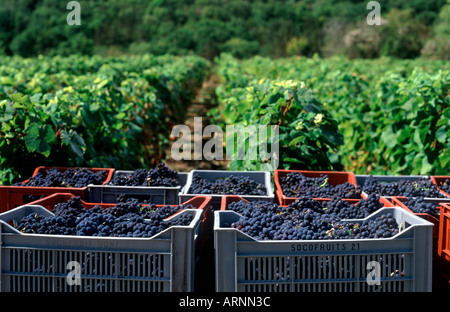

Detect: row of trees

[0,0,448,60]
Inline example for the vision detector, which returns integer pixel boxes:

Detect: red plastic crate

[390,196,448,255]
[438,203,450,267]
[0,166,115,213]
[431,176,450,198]
[274,169,359,205]
[390,198,450,292]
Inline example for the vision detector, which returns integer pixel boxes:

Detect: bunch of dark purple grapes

[228,194,398,241]
[15,168,107,188]
[110,163,179,187]
[15,196,195,238]
[190,174,266,195]
[362,176,447,198]
[403,197,440,218]
[279,172,361,199]
[437,179,450,195]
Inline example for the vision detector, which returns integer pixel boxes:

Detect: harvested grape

[15,168,108,188]
[190,174,267,195]
[228,195,398,240]
[15,196,195,238]
[279,172,361,199]
[362,176,447,198]
[109,163,179,187]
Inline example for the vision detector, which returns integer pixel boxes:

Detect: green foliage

[378,9,427,59]
[214,64,344,171]
[421,1,450,60]
[372,69,450,174]
[219,38,259,60]
[0,0,447,60]
[214,53,450,175]
[0,91,86,184]
[344,23,381,59]
[0,54,210,184]
[286,37,310,57]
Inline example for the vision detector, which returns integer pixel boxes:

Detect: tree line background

[0,0,449,60]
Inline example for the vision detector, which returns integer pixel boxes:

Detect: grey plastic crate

[214,207,433,292]
[88,171,188,205]
[179,170,274,210]
[0,205,202,292]
[356,174,450,200]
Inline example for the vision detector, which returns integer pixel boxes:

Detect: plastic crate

[179,170,274,210]
[431,176,450,198]
[390,197,450,293]
[26,192,213,259]
[274,170,359,205]
[0,196,210,292]
[436,203,450,291]
[438,203,450,268]
[0,167,115,213]
[356,175,450,200]
[390,197,450,253]
[88,171,188,205]
[215,196,434,292]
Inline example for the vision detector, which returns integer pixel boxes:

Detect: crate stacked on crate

[0,166,115,213]
[0,193,212,292]
[214,195,434,292]
[88,163,189,205]
[274,170,391,208]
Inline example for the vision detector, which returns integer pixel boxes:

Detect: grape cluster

[327,214,399,239]
[15,168,107,188]
[190,174,266,195]
[15,196,195,238]
[437,179,450,195]
[110,163,179,187]
[322,194,384,219]
[229,194,399,240]
[362,176,447,198]
[279,172,361,199]
[403,197,440,218]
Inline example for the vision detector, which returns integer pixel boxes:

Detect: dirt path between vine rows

[163,73,229,173]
